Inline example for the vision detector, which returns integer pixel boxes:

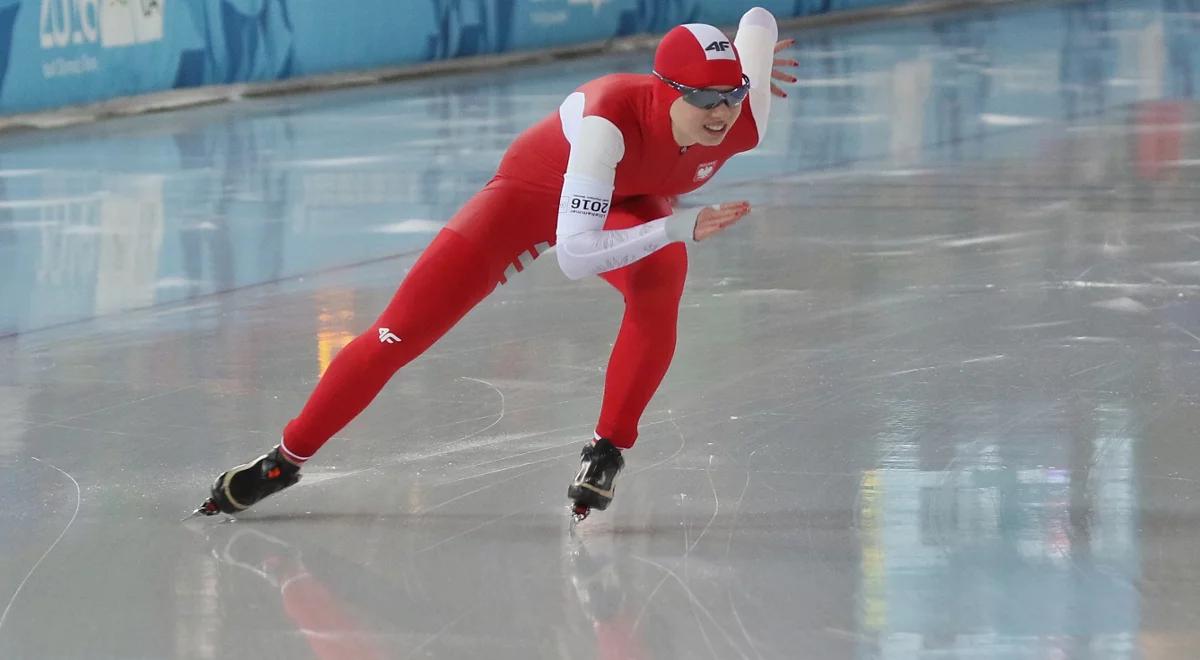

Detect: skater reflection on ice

[195,8,796,522]
[191,524,389,660]
[186,514,649,658]
[565,531,649,660]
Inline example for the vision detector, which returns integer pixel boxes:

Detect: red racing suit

[281,10,779,458]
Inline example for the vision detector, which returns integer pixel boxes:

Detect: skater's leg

[198,183,559,515]
[280,227,497,461]
[568,197,685,518]
[595,196,688,449]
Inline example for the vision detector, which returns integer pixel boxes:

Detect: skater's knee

[626,246,687,304]
[625,276,684,317]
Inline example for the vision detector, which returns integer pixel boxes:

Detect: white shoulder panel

[565,115,625,183]
[558,92,585,144]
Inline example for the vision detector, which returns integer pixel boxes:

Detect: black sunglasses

[654,72,751,110]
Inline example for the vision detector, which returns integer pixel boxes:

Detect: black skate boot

[567,438,624,522]
[193,446,301,517]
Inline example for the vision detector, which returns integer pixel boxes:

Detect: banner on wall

[1,0,917,116]
[37,0,164,49]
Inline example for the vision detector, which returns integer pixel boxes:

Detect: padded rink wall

[1,0,948,118]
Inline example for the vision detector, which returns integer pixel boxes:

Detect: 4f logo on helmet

[682,24,736,61]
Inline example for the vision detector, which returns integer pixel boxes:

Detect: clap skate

[567,438,624,522]
[190,446,301,518]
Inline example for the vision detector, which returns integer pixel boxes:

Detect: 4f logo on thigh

[378,328,402,344]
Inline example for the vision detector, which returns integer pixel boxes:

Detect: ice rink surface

[4,1,1200,658]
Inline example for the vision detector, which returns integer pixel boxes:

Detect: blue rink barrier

[2,0,928,116]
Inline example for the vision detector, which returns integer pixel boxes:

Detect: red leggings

[281,180,686,460]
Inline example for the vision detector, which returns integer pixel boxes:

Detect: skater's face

[668,84,744,147]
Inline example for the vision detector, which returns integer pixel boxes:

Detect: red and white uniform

[281,10,780,459]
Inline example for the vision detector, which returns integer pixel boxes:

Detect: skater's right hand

[693,201,751,242]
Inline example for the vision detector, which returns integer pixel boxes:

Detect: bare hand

[693,201,751,241]
[771,38,798,98]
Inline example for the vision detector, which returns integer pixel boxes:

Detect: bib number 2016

[571,198,609,214]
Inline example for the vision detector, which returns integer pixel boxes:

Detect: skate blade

[182,498,222,521]
[570,503,591,524]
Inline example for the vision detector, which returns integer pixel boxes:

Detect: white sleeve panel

[555,104,693,280]
[555,174,695,280]
[735,7,779,147]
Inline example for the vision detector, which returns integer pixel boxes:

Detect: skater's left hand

[771,38,798,98]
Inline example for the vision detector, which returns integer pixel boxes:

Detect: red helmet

[653,23,743,89]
